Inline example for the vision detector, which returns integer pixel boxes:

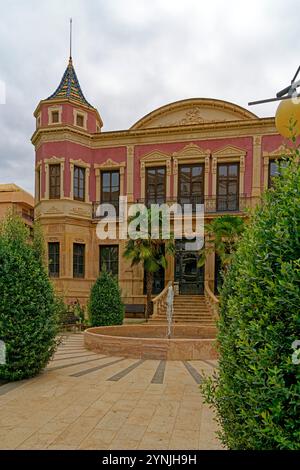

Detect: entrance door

[175,240,204,295]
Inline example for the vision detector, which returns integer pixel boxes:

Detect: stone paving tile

[79,429,116,450]
[138,431,171,450]
[115,423,148,442]
[169,429,199,450]
[51,415,101,448]
[0,334,222,450]
[96,410,131,431]
[109,439,139,450]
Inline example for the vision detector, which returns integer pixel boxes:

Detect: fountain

[84,279,217,360]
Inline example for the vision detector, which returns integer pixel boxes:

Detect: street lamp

[248,66,300,138]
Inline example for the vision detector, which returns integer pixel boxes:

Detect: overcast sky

[0,0,299,194]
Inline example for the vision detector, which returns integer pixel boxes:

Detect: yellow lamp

[275,97,300,138]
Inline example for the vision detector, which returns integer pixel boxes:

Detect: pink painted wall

[260,134,300,188]
[134,137,253,199]
[36,141,127,201]
[39,103,98,133]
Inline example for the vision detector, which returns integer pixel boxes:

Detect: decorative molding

[47,105,62,126]
[69,159,91,203]
[139,150,171,200]
[126,146,134,202]
[44,156,65,199]
[45,205,64,214]
[73,108,88,130]
[211,145,247,201]
[70,158,91,168]
[173,144,210,198]
[212,144,247,159]
[140,150,171,164]
[44,156,65,165]
[130,98,259,130]
[35,161,42,204]
[164,107,207,127]
[173,142,209,159]
[262,144,292,159]
[262,144,291,189]
[94,158,126,171]
[94,159,126,200]
[252,135,262,198]
[31,117,277,152]
[212,157,217,174]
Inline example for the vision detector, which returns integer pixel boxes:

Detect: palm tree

[123,207,174,321]
[198,215,245,271]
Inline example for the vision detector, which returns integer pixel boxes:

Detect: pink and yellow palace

[31,54,287,314]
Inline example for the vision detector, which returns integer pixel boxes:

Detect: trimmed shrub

[201,156,300,449]
[88,270,124,326]
[0,214,59,381]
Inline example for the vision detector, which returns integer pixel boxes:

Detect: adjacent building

[31,56,287,308]
[0,184,34,229]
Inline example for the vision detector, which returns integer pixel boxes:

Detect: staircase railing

[204,280,219,320]
[152,281,172,320]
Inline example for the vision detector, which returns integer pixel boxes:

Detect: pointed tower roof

[47,57,92,108]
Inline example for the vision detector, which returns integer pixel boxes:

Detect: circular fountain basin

[84,324,218,360]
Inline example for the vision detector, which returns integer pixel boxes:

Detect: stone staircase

[150,294,215,325]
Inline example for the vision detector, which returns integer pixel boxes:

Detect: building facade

[0,184,34,229]
[32,57,287,308]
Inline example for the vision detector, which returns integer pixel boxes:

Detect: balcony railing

[205,194,250,213]
[137,195,251,213]
[92,195,253,219]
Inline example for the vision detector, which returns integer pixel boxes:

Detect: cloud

[0,0,299,193]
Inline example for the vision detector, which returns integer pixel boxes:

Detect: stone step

[149,320,215,325]
[155,317,212,320]
[173,308,210,312]
[174,302,209,307]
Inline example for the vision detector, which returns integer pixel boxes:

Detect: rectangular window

[146,167,166,207]
[74,166,85,201]
[178,164,204,209]
[268,158,288,188]
[48,242,59,278]
[217,163,239,211]
[73,243,85,278]
[76,114,84,127]
[49,164,61,199]
[51,111,59,123]
[101,170,120,215]
[100,245,119,277]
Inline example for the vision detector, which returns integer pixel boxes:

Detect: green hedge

[0,214,59,381]
[201,157,300,449]
[88,270,124,326]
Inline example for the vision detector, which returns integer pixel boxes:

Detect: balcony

[205,194,250,213]
[92,194,253,219]
[137,194,251,213]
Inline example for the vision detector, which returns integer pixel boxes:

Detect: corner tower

[33,56,102,133]
[31,54,103,304]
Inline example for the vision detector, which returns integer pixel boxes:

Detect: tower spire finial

[69,18,72,63]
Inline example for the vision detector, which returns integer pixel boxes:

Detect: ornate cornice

[32,118,277,151]
[173,143,210,159]
[70,158,91,168]
[212,144,247,158]
[263,144,292,159]
[140,150,171,163]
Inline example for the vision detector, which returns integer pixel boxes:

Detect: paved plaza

[0,334,223,450]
